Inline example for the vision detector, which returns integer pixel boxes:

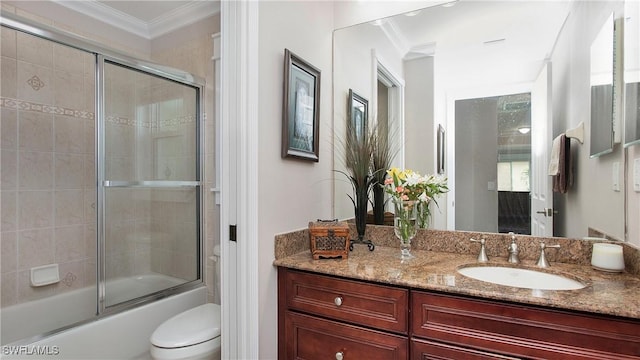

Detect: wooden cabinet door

[281,268,408,334]
[412,291,640,360]
[412,339,520,360]
[284,311,408,360]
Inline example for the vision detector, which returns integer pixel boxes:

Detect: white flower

[404,172,422,186]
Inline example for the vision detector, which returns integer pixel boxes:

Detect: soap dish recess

[30,264,60,287]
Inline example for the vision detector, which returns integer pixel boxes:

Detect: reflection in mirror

[625,0,640,146]
[333,1,629,241]
[348,89,368,141]
[455,94,531,235]
[590,13,615,157]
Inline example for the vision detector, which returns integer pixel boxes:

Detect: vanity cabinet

[278,268,640,360]
[411,291,640,360]
[278,268,408,359]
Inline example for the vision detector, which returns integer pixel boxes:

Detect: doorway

[454,93,532,234]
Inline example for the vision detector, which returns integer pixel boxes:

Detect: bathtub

[1,274,207,359]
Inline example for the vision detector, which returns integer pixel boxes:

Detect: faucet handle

[507,232,519,264]
[470,238,489,262]
[536,242,560,268]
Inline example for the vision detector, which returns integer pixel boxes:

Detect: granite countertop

[273,244,640,320]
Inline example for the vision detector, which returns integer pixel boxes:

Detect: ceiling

[365,0,572,145]
[54,0,220,39]
[377,0,571,62]
[370,0,571,93]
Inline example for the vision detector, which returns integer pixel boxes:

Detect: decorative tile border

[1,97,197,127]
[158,115,197,127]
[105,115,136,126]
[0,97,94,120]
[105,114,196,128]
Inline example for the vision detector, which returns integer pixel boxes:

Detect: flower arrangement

[384,168,448,228]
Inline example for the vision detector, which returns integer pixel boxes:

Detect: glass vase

[417,200,431,229]
[393,198,417,260]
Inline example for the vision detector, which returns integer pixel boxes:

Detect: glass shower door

[100,59,201,308]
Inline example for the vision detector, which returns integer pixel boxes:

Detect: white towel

[548,134,564,176]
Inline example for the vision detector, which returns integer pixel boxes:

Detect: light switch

[634,158,640,192]
[612,162,620,192]
[487,181,496,191]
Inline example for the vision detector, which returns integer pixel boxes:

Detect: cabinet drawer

[411,339,520,360]
[281,268,408,334]
[412,291,640,360]
[285,311,408,360]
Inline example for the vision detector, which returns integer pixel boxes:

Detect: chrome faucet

[536,242,561,268]
[470,238,489,262]
[507,232,519,264]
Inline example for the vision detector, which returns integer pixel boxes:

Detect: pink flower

[384,178,394,185]
[396,186,404,193]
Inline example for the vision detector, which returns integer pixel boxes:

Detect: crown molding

[52,0,219,40]
[378,18,410,59]
[404,42,437,60]
[149,1,220,38]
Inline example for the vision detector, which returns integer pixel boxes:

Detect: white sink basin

[457,266,586,290]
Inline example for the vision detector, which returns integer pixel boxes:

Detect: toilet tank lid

[151,303,221,348]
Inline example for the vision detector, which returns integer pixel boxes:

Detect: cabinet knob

[334,296,343,306]
[335,351,344,360]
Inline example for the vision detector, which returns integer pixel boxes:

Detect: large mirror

[590,12,615,158]
[333,0,629,241]
[624,0,640,146]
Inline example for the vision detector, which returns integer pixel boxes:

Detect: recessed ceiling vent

[483,38,506,45]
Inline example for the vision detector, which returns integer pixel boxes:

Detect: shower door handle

[103,180,201,188]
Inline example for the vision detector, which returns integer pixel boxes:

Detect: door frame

[220,1,260,358]
[370,49,405,170]
[530,62,554,236]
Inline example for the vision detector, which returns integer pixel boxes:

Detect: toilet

[150,303,221,360]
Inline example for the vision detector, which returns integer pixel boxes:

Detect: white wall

[551,0,625,240]
[256,1,335,358]
[404,56,436,175]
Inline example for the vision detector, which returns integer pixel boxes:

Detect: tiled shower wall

[1,28,97,306]
[151,17,220,303]
[1,3,220,308]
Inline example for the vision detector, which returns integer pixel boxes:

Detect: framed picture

[282,48,321,162]
[347,89,368,141]
[437,124,445,174]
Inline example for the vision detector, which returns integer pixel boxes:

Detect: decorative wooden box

[308,220,350,260]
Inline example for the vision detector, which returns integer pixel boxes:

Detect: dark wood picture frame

[437,124,445,174]
[347,89,368,141]
[282,48,321,162]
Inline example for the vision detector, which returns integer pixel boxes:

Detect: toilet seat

[150,337,221,360]
[151,303,221,348]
